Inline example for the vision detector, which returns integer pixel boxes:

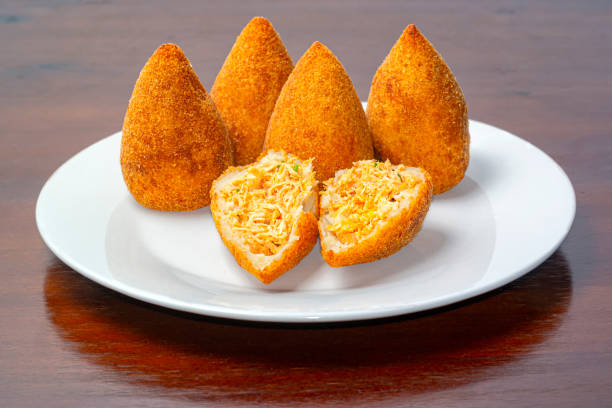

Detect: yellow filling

[219,152,316,256]
[321,160,418,244]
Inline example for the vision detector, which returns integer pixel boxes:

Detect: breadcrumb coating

[366,24,469,194]
[121,44,233,211]
[211,17,293,165]
[264,41,373,181]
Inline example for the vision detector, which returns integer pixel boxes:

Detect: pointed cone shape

[211,17,293,165]
[366,25,469,194]
[121,44,233,211]
[264,41,373,181]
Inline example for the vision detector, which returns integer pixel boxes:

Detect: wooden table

[1,1,611,406]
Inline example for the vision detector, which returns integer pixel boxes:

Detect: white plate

[36,118,575,323]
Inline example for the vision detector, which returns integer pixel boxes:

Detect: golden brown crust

[211,17,293,166]
[264,41,373,181]
[210,160,319,284]
[366,25,469,194]
[319,170,433,267]
[121,44,233,211]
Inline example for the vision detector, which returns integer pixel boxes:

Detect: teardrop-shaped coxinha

[367,24,469,194]
[121,44,233,211]
[211,17,293,166]
[264,41,374,182]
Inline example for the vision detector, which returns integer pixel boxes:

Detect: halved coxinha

[210,151,319,284]
[319,159,432,267]
[211,151,432,284]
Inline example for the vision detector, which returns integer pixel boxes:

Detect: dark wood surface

[1,1,611,406]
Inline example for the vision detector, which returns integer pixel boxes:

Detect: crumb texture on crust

[211,151,318,284]
[121,43,233,211]
[211,17,293,166]
[264,41,373,182]
[366,24,469,194]
[319,160,433,267]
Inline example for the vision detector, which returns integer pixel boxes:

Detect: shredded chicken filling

[219,153,316,256]
[321,160,418,244]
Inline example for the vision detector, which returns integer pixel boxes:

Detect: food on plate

[211,17,293,165]
[121,43,233,211]
[264,41,373,181]
[366,24,469,194]
[318,159,433,267]
[210,151,318,284]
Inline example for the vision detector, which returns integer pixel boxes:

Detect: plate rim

[36,119,576,323]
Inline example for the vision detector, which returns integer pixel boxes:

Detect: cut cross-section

[211,151,319,283]
[319,160,433,267]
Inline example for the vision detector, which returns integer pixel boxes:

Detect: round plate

[36,119,575,323]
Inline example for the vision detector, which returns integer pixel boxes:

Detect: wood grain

[1,1,611,406]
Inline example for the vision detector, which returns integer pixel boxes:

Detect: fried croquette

[210,151,319,284]
[264,41,373,181]
[121,44,233,211]
[319,160,433,267]
[211,17,293,166]
[366,24,469,194]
